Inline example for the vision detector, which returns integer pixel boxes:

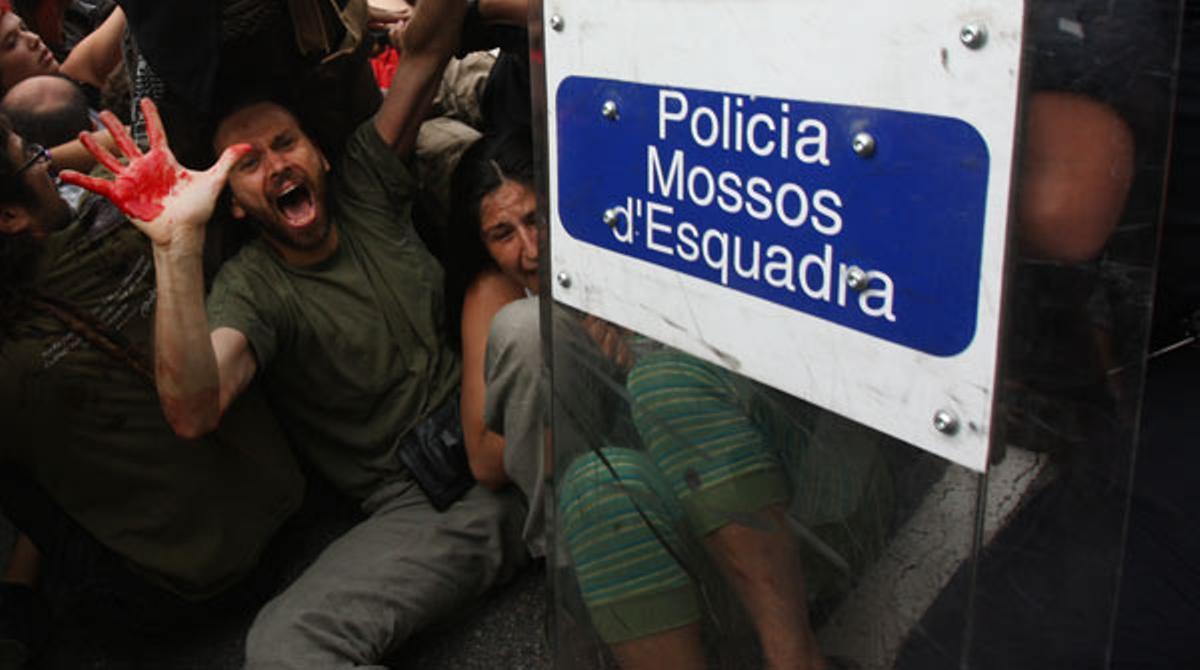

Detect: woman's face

[0,12,58,93]
[479,179,539,294]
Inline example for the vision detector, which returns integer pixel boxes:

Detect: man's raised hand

[59,98,249,249]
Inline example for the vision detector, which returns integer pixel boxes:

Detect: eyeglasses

[15,142,49,176]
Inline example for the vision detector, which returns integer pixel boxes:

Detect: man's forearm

[57,98,248,439]
[400,0,467,59]
[478,0,526,26]
[150,240,222,439]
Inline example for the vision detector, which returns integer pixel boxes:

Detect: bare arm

[374,0,468,154]
[478,0,527,26]
[59,99,253,439]
[460,269,526,489]
[150,242,257,438]
[1017,91,1135,262]
[59,6,127,89]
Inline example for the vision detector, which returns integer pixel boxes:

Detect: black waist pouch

[394,397,475,511]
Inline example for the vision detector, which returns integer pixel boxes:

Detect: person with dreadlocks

[0,108,304,666]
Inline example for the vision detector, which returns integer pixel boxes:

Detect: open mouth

[275,183,315,228]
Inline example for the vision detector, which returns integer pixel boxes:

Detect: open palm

[59,98,248,249]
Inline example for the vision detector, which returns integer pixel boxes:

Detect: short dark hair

[0,75,92,147]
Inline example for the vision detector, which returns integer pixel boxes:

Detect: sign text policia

[556,77,990,357]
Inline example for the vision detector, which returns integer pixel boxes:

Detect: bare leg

[705,504,826,670]
[612,623,706,670]
[2,534,39,587]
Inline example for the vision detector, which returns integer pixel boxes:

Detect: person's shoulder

[336,119,415,199]
[214,239,279,282]
[464,267,527,312]
[209,240,288,308]
[342,119,397,170]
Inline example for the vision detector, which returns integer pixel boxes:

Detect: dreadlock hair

[0,112,34,204]
[444,126,535,343]
[0,111,42,336]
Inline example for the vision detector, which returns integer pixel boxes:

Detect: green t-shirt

[208,122,461,501]
[0,197,304,601]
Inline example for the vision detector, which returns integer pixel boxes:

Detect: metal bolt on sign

[845,266,870,291]
[933,410,960,435]
[851,132,876,158]
[602,208,621,227]
[602,100,619,120]
[959,24,987,49]
[556,272,572,289]
[549,14,564,32]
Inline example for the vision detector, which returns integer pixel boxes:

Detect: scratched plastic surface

[540,1,1184,668]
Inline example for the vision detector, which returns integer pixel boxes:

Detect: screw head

[556,272,572,289]
[959,24,987,49]
[933,410,960,435]
[845,266,869,292]
[603,208,621,227]
[549,14,565,32]
[851,132,876,158]
[601,100,619,120]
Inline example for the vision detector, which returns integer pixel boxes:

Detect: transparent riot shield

[531,1,1183,668]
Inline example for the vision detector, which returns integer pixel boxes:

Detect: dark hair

[0,112,40,335]
[449,128,535,278]
[0,74,92,147]
[444,127,535,341]
[0,112,35,206]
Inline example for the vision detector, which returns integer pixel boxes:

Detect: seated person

[0,110,303,666]
[451,129,545,553]
[450,131,891,669]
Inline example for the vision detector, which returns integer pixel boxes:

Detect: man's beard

[255,216,333,253]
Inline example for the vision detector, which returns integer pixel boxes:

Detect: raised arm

[59,98,255,439]
[478,0,527,26]
[374,0,467,154]
[59,6,126,90]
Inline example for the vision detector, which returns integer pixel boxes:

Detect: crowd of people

[0,0,1191,669]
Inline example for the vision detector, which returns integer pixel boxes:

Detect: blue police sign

[556,76,991,357]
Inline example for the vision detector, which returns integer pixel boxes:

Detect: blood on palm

[108,149,186,221]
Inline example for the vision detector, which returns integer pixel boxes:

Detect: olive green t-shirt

[208,122,461,501]
[0,197,304,601]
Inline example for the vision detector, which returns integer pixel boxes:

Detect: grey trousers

[484,298,546,557]
[483,298,630,559]
[243,477,528,669]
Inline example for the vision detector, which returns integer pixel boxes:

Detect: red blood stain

[106,149,186,221]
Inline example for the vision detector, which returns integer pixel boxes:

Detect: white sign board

[543,0,1024,472]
